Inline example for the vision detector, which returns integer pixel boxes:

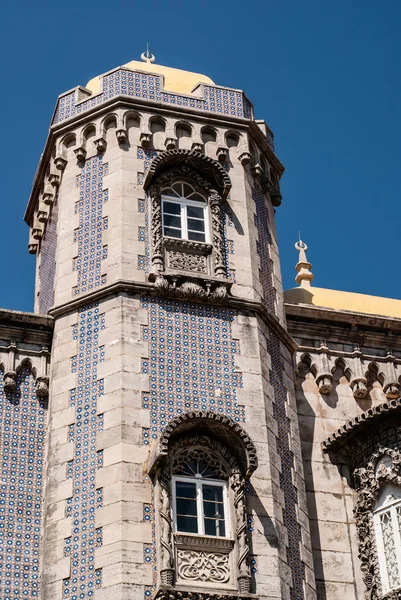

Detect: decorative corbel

[238,151,251,166]
[74,146,87,162]
[191,140,204,152]
[36,347,50,400]
[54,155,67,171]
[37,202,49,224]
[315,342,333,394]
[43,182,54,206]
[216,146,228,163]
[28,238,38,254]
[383,351,400,399]
[32,220,44,240]
[116,128,128,143]
[349,347,368,400]
[267,182,282,207]
[49,172,60,188]
[164,136,177,151]
[94,137,107,153]
[4,343,17,395]
[139,131,151,146]
[251,163,263,181]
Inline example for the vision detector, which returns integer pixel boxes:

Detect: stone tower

[24,54,315,600]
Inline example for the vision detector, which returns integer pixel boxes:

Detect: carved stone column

[231,472,251,593]
[209,190,226,277]
[159,471,175,585]
[150,187,164,273]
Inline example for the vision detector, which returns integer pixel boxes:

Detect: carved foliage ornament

[177,549,230,583]
[354,448,401,598]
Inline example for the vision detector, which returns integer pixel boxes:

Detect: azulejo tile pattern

[39,202,58,313]
[0,367,47,599]
[63,304,105,598]
[52,69,253,125]
[140,297,245,444]
[253,185,305,598]
[73,158,107,296]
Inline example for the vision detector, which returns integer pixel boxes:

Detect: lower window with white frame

[374,484,401,594]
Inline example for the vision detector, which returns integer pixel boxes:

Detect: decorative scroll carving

[209,190,226,277]
[159,471,175,585]
[353,448,401,598]
[172,442,233,480]
[167,251,208,273]
[231,473,251,593]
[177,549,230,583]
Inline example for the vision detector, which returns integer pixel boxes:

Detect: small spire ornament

[141,44,155,64]
[295,235,314,288]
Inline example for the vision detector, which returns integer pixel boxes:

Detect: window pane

[204,518,226,537]
[380,510,401,589]
[203,485,223,503]
[183,183,194,197]
[163,201,181,215]
[204,500,224,518]
[177,515,198,534]
[164,227,182,238]
[176,497,197,516]
[188,231,206,242]
[190,193,206,203]
[187,206,204,219]
[187,218,205,232]
[163,214,181,228]
[172,183,182,196]
[176,481,197,499]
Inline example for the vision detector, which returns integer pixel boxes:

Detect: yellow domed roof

[86,60,215,96]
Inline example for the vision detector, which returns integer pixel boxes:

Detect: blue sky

[1,0,400,311]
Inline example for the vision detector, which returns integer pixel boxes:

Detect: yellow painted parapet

[86,60,215,96]
[284,286,401,319]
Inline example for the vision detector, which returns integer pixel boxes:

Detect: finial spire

[295,237,314,288]
[141,44,155,64]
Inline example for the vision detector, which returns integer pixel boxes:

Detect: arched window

[374,483,401,593]
[161,181,208,243]
[172,449,229,537]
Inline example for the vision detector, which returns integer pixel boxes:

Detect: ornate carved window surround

[144,150,232,297]
[324,403,401,599]
[148,411,258,598]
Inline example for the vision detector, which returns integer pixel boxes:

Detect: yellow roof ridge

[284,286,401,320]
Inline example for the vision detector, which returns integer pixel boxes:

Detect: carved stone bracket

[267,183,282,207]
[74,146,87,162]
[54,156,67,171]
[316,374,333,395]
[3,371,16,394]
[251,164,262,181]
[165,137,177,151]
[49,173,60,188]
[94,137,107,153]
[36,376,49,399]
[350,378,369,400]
[155,586,257,600]
[216,147,228,163]
[238,151,251,166]
[116,128,128,143]
[191,141,204,152]
[140,131,151,146]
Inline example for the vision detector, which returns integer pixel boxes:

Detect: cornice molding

[47,279,297,352]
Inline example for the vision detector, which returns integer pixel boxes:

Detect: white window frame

[374,493,401,593]
[172,475,230,538]
[161,195,209,243]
